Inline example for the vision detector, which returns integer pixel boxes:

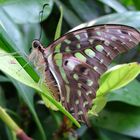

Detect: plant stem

[0,106,32,140]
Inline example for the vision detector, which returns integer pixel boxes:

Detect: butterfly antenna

[0,50,28,59]
[39,3,49,41]
[16,61,31,74]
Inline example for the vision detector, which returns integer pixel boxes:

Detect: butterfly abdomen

[45,69,60,101]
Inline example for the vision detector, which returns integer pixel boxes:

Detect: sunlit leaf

[97,63,140,96]
[0,48,80,127]
[54,6,63,40]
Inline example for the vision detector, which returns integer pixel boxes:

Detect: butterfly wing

[46,24,140,122]
[62,55,98,123]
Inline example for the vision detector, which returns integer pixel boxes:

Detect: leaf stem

[0,106,32,140]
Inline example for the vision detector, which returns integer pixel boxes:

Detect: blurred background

[0,0,140,140]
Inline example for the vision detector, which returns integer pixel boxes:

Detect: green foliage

[98,63,140,96]
[0,0,140,140]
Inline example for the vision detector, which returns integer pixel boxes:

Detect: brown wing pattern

[46,24,140,123]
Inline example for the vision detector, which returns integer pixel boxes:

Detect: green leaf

[0,75,10,82]
[1,0,53,23]
[69,0,100,21]
[91,11,140,27]
[89,97,107,116]
[0,83,17,140]
[132,0,140,10]
[0,24,39,82]
[0,106,21,136]
[71,12,140,31]
[0,49,38,88]
[119,0,133,7]
[98,129,132,140]
[0,0,21,5]
[9,77,47,140]
[91,103,140,138]
[0,8,46,53]
[0,48,80,128]
[0,87,6,107]
[97,62,140,96]
[0,8,25,51]
[54,6,63,40]
[0,13,80,127]
[6,127,17,140]
[107,80,140,107]
[55,0,82,27]
[99,0,127,13]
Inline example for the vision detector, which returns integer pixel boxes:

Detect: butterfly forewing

[33,24,140,123]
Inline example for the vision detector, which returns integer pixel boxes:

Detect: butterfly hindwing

[62,55,98,122]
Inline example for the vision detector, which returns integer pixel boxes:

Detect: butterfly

[29,24,140,124]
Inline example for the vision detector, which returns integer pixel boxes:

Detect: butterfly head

[32,39,51,57]
[29,40,46,65]
[32,39,44,51]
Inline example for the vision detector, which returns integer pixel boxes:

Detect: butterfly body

[30,24,140,123]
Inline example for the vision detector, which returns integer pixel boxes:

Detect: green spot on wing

[77,90,81,96]
[77,43,81,49]
[87,79,93,86]
[75,52,86,62]
[54,53,62,66]
[73,74,79,80]
[55,43,61,52]
[93,66,98,71]
[75,34,80,40]
[59,67,69,84]
[84,49,95,58]
[64,39,71,44]
[96,31,101,36]
[54,53,69,84]
[96,45,104,52]
[65,85,70,102]
[65,46,71,52]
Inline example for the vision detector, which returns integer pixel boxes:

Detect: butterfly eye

[32,40,42,49]
[33,42,40,48]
